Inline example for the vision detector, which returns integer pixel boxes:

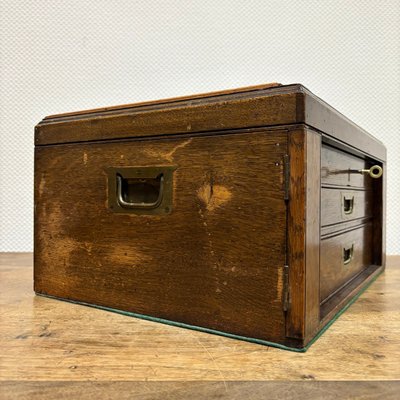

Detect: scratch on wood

[197,183,232,212]
[38,174,46,198]
[143,138,193,161]
[189,332,228,391]
[163,138,193,162]
[276,266,284,302]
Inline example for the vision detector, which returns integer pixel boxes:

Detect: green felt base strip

[36,269,383,353]
[303,268,384,350]
[37,292,305,352]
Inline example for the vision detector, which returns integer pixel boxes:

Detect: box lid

[35,83,385,160]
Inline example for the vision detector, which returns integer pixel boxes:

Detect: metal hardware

[359,165,383,179]
[283,265,290,311]
[116,174,164,209]
[283,155,290,201]
[343,244,354,265]
[107,166,175,215]
[343,195,354,215]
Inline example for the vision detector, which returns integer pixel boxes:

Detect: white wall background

[0,0,399,253]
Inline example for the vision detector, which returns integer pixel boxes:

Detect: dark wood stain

[286,129,306,340]
[35,130,288,343]
[35,93,298,145]
[320,224,374,303]
[321,188,373,226]
[34,83,386,350]
[35,84,386,162]
[304,130,321,340]
[321,145,374,189]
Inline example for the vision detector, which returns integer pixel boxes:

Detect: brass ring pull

[359,165,383,179]
[116,174,164,209]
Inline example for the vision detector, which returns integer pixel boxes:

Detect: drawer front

[320,224,373,302]
[321,188,373,226]
[321,145,374,189]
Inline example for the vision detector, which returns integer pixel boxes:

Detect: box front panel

[35,130,288,342]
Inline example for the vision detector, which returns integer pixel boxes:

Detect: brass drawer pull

[116,174,164,209]
[343,244,354,265]
[359,165,383,178]
[343,195,354,215]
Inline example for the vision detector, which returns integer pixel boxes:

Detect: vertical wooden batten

[286,128,321,344]
[286,128,306,340]
[304,129,321,341]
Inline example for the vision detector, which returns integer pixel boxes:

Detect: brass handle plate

[343,195,354,215]
[107,166,176,215]
[343,244,354,265]
[116,174,164,209]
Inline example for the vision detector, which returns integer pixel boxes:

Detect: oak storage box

[34,83,386,351]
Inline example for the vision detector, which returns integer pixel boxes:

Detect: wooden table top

[1,253,399,399]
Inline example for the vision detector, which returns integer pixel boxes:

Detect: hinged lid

[35,83,386,161]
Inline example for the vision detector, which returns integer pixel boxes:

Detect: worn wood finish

[287,128,321,344]
[1,381,400,400]
[320,224,373,302]
[2,253,400,385]
[34,84,387,351]
[303,88,386,161]
[321,188,373,227]
[286,129,306,340]
[44,82,282,120]
[319,141,385,321]
[320,217,373,238]
[35,84,386,162]
[320,264,382,320]
[35,130,288,344]
[321,145,375,189]
[35,92,299,145]
[304,130,321,340]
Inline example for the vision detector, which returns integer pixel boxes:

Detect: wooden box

[34,83,386,351]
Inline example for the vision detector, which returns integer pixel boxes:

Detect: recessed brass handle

[343,244,354,265]
[359,165,383,179]
[116,174,164,209]
[343,195,354,215]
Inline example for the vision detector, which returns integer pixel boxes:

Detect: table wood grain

[0,253,399,398]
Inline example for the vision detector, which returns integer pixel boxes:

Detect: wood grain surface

[43,82,282,120]
[1,381,400,400]
[35,83,386,162]
[35,92,299,145]
[304,130,321,340]
[35,130,289,345]
[320,224,373,302]
[321,188,373,227]
[1,253,399,385]
[321,145,375,189]
[286,129,307,340]
[303,89,386,161]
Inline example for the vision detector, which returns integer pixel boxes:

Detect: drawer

[321,188,373,226]
[320,224,373,303]
[321,145,376,189]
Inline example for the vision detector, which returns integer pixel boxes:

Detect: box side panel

[34,130,289,344]
[303,90,386,161]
